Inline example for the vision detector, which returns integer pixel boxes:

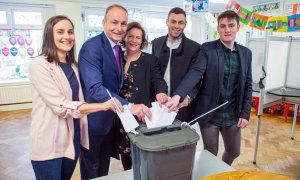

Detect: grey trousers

[200,122,241,165]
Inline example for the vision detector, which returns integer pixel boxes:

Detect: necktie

[115,45,121,75]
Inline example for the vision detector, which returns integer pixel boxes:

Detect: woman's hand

[156,93,168,107]
[104,97,124,113]
[78,98,124,114]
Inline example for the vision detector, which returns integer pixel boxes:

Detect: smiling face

[124,27,142,54]
[166,13,186,41]
[103,6,128,43]
[53,19,75,61]
[217,17,240,46]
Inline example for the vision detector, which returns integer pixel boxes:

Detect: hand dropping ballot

[106,89,139,134]
[145,102,177,129]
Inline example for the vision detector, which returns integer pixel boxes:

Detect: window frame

[81,8,105,40]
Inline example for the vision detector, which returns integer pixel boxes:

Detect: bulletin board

[286,38,300,89]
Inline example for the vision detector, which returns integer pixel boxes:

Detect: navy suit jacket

[79,32,127,135]
[174,39,252,124]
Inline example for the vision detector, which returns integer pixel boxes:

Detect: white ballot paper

[145,102,177,129]
[117,105,139,133]
[106,89,139,133]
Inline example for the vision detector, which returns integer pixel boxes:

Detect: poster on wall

[237,6,253,25]
[268,16,288,32]
[0,29,42,84]
[184,0,209,13]
[252,2,280,13]
[288,14,300,32]
[250,13,269,31]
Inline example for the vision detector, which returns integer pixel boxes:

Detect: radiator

[0,85,32,105]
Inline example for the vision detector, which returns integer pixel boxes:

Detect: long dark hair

[40,15,76,65]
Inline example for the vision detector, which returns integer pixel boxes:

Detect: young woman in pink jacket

[29,15,123,180]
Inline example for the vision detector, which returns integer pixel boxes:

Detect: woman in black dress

[118,22,168,170]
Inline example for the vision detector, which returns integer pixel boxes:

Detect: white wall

[0,0,298,111]
[0,0,173,56]
[1,0,298,54]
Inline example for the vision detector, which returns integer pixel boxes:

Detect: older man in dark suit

[78,4,150,180]
[167,10,252,165]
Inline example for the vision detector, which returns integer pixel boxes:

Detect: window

[145,17,168,42]
[87,14,103,27]
[0,11,7,25]
[0,5,49,85]
[145,14,192,42]
[14,11,42,26]
[82,8,192,47]
[82,8,105,40]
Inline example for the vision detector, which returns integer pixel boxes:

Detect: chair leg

[284,103,291,122]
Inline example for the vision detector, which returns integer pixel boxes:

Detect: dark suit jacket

[79,32,127,135]
[174,39,253,124]
[152,34,201,122]
[152,34,201,97]
[121,52,168,107]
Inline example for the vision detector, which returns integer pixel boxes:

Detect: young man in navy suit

[167,10,252,165]
[78,4,151,179]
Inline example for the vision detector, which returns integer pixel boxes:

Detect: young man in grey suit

[152,7,201,123]
[167,10,252,165]
[78,4,151,180]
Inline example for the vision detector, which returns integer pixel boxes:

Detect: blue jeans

[31,119,80,180]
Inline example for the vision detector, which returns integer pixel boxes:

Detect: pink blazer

[29,56,89,161]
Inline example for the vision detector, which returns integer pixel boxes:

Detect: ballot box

[128,120,200,180]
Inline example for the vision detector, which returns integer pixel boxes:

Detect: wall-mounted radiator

[0,85,32,105]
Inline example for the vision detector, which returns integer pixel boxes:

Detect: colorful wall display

[224,0,300,32]
[252,2,280,13]
[250,13,269,31]
[0,29,41,82]
[184,0,209,13]
[237,6,252,25]
[225,0,240,12]
[288,14,300,32]
[292,4,299,15]
[268,16,288,32]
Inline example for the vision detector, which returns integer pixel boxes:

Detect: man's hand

[166,95,181,112]
[237,118,248,128]
[178,97,189,109]
[156,93,168,107]
[130,104,151,121]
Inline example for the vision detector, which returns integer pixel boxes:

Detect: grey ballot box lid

[128,120,200,151]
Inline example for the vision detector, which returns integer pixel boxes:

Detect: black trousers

[79,128,114,180]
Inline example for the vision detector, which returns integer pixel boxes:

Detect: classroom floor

[0,108,299,180]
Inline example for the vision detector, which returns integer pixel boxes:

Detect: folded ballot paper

[117,105,139,134]
[145,102,177,129]
[115,102,177,133]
